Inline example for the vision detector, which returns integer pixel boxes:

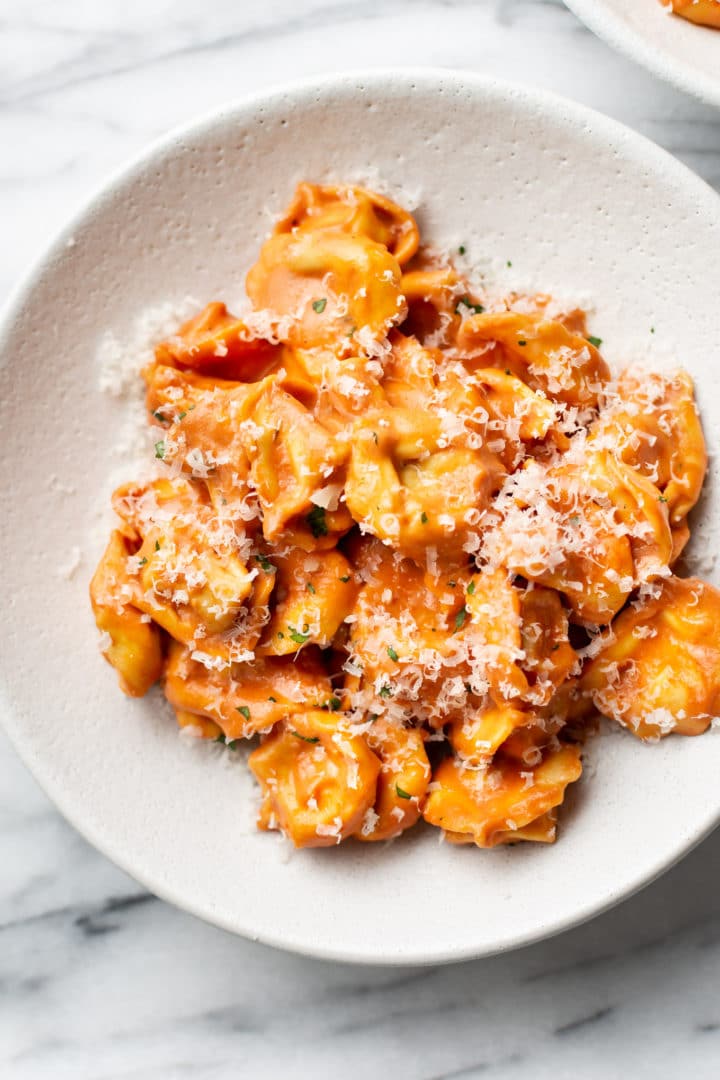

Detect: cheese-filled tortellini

[91,181,714,854]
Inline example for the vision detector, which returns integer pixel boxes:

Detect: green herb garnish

[312,298,327,314]
[292,731,320,744]
[466,579,476,596]
[387,646,399,662]
[454,605,468,632]
[421,511,429,524]
[306,505,328,538]
[289,627,310,645]
[396,785,412,800]
[215,735,240,750]
[455,295,485,316]
[154,440,166,459]
[587,336,603,349]
[236,705,251,721]
[256,554,276,573]
[306,582,316,594]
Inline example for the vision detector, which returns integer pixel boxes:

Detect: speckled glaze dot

[1,70,720,966]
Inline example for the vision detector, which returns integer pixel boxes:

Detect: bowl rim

[3,66,720,965]
[565,0,720,109]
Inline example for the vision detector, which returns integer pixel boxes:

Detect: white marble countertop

[3,1,720,1077]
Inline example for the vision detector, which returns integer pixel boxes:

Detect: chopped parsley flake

[268,696,277,702]
[306,582,316,594]
[517,339,527,347]
[466,579,476,596]
[154,540,161,552]
[215,735,240,750]
[256,554,276,573]
[379,685,393,698]
[587,335,603,349]
[138,557,147,566]
[458,245,466,255]
[289,627,310,645]
[658,495,668,503]
[312,298,327,314]
[152,410,166,423]
[339,575,351,583]
[325,696,342,712]
[236,705,251,721]
[154,440,166,459]
[178,411,187,421]
[387,646,399,662]
[421,511,429,524]
[396,785,412,800]
[454,605,468,632]
[292,731,319,744]
[455,295,485,316]
[306,505,328,538]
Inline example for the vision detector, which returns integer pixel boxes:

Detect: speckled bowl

[2,70,720,965]
[566,0,720,108]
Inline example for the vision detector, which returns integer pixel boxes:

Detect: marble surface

[2,1,720,1076]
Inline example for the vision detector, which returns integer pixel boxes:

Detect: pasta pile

[663,0,720,27]
[91,182,720,850]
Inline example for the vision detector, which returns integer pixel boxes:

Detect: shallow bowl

[2,69,720,964]
[566,0,720,108]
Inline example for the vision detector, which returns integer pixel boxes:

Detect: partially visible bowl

[566,0,720,108]
[2,69,720,965]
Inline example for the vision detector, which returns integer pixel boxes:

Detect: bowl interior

[2,71,720,964]
[566,0,720,107]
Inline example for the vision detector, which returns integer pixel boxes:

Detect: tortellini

[664,0,720,29]
[91,181,716,853]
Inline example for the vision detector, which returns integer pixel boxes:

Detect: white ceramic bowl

[566,0,720,108]
[2,70,720,965]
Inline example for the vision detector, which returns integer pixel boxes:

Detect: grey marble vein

[2,1,720,1078]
